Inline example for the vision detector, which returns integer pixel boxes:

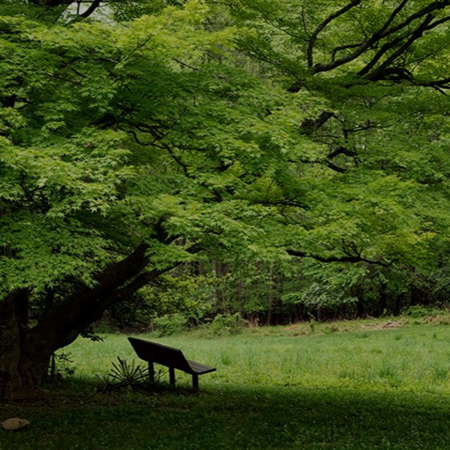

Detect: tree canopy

[3,0,450,399]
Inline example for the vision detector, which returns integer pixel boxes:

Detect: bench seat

[186,360,216,375]
[128,337,216,390]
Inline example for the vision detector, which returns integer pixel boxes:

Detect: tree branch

[375,0,411,35]
[307,0,361,69]
[29,0,72,7]
[299,111,335,133]
[327,146,357,160]
[358,36,405,77]
[79,0,102,19]
[53,241,203,348]
[365,14,434,81]
[417,75,450,88]
[331,42,362,61]
[376,0,450,40]
[287,248,389,266]
[314,0,450,74]
[326,161,348,173]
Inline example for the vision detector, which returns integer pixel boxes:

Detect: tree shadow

[2,383,450,449]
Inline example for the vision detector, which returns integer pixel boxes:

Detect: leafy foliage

[153,313,188,336]
[0,1,292,300]
[209,313,248,335]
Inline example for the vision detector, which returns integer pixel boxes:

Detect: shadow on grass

[2,380,450,450]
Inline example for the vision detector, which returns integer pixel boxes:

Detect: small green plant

[153,313,188,336]
[100,357,149,389]
[307,313,317,334]
[48,351,75,379]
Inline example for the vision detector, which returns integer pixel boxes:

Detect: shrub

[153,313,188,336]
[403,305,444,319]
[209,313,248,336]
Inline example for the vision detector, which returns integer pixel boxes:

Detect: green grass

[69,321,450,393]
[3,319,450,449]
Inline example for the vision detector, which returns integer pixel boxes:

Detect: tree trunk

[0,294,23,399]
[0,239,194,400]
[0,290,51,399]
[267,267,274,326]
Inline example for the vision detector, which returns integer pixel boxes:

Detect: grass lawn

[2,318,450,449]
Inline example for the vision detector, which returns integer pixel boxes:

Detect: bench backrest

[128,338,192,372]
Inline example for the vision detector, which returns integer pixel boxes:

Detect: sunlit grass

[66,321,450,393]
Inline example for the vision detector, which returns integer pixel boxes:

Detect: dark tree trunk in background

[267,268,274,326]
[237,279,245,316]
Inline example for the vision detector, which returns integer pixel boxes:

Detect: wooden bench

[128,337,216,390]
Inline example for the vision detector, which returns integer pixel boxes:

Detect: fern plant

[103,357,149,388]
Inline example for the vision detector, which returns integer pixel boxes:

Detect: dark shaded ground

[1,383,450,449]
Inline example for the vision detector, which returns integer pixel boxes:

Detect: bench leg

[169,367,176,388]
[192,374,199,391]
[148,362,155,384]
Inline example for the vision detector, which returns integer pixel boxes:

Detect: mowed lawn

[3,321,450,449]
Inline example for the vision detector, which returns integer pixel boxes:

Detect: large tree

[0,0,297,398]
[2,0,450,400]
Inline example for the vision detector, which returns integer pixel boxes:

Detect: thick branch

[327,146,357,159]
[365,14,434,81]
[79,0,102,19]
[307,0,361,69]
[33,242,151,343]
[376,0,450,40]
[417,76,450,88]
[326,161,347,173]
[358,36,405,77]
[314,0,450,74]
[287,248,388,266]
[424,14,450,29]
[331,42,362,61]
[299,111,335,133]
[30,237,203,350]
[29,0,72,7]
[56,242,203,348]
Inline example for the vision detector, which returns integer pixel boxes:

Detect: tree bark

[0,239,193,400]
[0,293,23,400]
